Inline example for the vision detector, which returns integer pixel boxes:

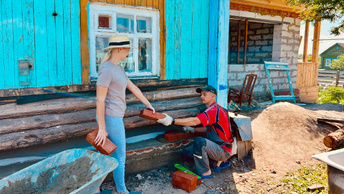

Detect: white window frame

[89,3,160,79]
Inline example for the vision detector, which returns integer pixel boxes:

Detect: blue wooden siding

[165,0,210,80]
[0,0,81,90]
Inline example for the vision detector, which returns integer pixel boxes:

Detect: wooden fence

[296,62,319,88]
[318,69,344,87]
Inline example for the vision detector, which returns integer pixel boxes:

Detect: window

[89,4,160,78]
[325,58,332,67]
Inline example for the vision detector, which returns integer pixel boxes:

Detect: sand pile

[250,102,330,174]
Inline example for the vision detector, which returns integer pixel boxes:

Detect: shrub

[318,86,344,104]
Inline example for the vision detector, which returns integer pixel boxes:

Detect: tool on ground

[174,164,201,180]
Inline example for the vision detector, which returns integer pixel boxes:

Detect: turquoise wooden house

[0,0,229,178]
[320,43,344,69]
[0,0,303,180]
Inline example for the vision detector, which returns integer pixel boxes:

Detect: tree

[287,0,344,35]
[330,53,344,70]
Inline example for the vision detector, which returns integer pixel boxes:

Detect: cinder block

[86,129,117,155]
[139,109,165,120]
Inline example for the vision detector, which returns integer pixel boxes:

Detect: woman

[94,35,154,194]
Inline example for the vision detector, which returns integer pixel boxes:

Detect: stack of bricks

[164,129,201,142]
[172,170,201,192]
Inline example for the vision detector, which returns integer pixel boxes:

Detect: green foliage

[283,164,328,193]
[330,53,344,70]
[287,0,344,35]
[318,86,344,104]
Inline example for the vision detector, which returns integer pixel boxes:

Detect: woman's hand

[94,128,108,147]
[146,103,155,113]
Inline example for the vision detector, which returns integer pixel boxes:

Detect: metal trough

[312,148,344,194]
[0,149,118,194]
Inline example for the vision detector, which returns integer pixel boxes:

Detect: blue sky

[299,19,344,55]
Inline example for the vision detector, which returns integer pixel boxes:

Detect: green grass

[282,164,328,193]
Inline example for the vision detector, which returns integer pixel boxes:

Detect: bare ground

[101,102,344,193]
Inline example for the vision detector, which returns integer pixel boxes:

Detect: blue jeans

[104,115,127,193]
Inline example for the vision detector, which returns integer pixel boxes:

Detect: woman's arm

[95,85,109,147]
[127,79,155,112]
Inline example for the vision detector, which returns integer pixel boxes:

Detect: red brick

[139,109,165,120]
[172,179,197,192]
[173,170,198,186]
[86,129,117,155]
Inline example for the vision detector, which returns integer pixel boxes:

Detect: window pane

[95,36,109,72]
[137,16,152,33]
[117,14,134,33]
[138,38,152,72]
[119,39,135,73]
[98,15,111,29]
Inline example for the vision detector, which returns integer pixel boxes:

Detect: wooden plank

[236,20,240,64]
[164,0,175,79]
[199,0,209,78]
[303,22,309,62]
[173,0,181,79]
[191,0,200,79]
[244,20,248,64]
[217,0,230,108]
[34,0,49,87]
[71,0,82,85]
[63,0,73,85]
[12,0,23,88]
[146,0,153,7]
[208,0,219,87]
[2,0,15,88]
[55,0,65,86]
[152,0,159,9]
[80,0,90,84]
[312,21,321,63]
[180,0,192,79]
[46,0,57,86]
[23,0,36,87]
[0,0,4,88]
[159,0,166,79]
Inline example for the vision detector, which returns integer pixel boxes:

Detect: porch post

[208,0,230,108]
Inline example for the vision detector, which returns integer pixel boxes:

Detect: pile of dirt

[250,102,334,174]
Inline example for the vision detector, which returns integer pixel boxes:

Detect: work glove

[183,126,195,133]
[157,113,173,126]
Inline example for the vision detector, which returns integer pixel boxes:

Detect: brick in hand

[172,170,198,192]
[139,109,165,120]
[86,129,117,155]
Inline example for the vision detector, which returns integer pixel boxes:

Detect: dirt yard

[101,102,344,193]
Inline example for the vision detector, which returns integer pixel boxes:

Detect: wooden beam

[303,22,309,62]
[312,21,321,63]
[80,0,90,84]
[244,20,248,64]
[237,20,240,64]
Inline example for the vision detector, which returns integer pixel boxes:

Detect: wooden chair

[228,74,257,107]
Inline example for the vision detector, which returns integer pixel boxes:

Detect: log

[0,87,201,119]
[0,109,96,135]
[0,107,203,151]
[0,98,96,119]
[323,128,344,149]
[0,122,98,151]
[0,97,203,134]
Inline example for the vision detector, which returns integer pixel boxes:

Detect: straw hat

[104,35,134,50]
